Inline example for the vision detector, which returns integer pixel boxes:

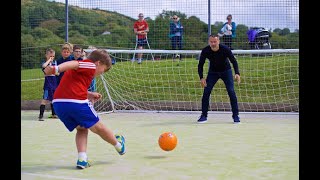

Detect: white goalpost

[85,49,299,114]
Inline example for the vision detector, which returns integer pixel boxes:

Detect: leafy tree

[39,19,64,35]
[279,28,290,36]
[31,27,55,39]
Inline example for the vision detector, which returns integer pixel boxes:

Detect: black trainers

[38,115,44,121]
[197,115,207,123]
[233,116,241,124]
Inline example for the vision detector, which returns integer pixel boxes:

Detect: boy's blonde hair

[62,42,73,52]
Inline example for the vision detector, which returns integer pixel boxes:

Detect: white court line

[21,78,45,82]
[21,172,89,180]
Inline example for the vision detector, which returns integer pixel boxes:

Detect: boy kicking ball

[43,49,125,169]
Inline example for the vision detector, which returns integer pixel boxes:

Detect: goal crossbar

[84,49,299,55]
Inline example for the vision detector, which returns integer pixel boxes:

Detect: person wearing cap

[133,13,149,64]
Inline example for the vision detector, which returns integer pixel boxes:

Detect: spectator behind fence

[133,13,149,64]
[218,14,236,50]
[169,15,184,61]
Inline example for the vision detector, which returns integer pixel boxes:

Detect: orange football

[158,132,178,151]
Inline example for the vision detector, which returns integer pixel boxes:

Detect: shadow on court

[22,160,114,173]
[144,155,167,159]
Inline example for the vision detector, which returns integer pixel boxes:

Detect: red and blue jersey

[73,56,96,92]
[53,59,96,101]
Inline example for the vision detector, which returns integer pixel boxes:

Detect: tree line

[21,0,299,69]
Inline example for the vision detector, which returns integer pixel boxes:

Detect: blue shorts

[137,38,147,47]
[53,101,99,132]
[43,89,55,101]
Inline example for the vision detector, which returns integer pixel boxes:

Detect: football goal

[85,49,299,114]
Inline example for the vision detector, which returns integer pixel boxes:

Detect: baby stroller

[247,27,272,56]
[247,27,272,50]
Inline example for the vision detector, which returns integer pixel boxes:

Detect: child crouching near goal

[43,49,126,169]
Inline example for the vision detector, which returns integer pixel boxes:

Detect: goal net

[88,49,298,114]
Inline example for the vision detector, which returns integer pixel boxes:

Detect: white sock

[78,152,87,160]
[114,141,122,151]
